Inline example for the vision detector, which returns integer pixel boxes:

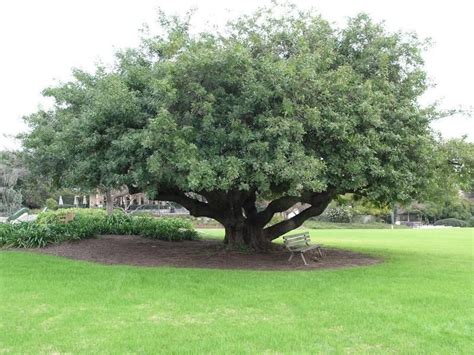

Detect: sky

[0,0,473,150]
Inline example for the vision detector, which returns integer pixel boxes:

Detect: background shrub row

[433,218,469,227]
[0,209,198,248]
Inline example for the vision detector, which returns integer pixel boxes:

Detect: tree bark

[151,186,335,252]
[223,221,270,251]
[105,189,114,215]
[263,191,333,240]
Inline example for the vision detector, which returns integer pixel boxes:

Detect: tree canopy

[23,5,442,249]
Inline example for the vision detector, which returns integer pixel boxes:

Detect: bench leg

[300,252,308,266]
[288,252,294,262]
[317,247,324,258]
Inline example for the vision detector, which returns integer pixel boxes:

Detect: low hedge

[469,217,474,227]
[433,218,468,227]
[1,209,198,248]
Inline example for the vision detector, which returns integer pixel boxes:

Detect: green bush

[433,218,468,227]
[0,223,48,248]
[315,206,353,223]
[131,217,196,241]
[0,222,88,248]
[468,217,474,227]
[1,208,198,248]
[37,208,107,224]
[45,198,58,211]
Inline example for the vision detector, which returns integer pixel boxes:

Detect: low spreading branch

[154,189,223,223]
[250,195,301,227]
[263,191,333,240]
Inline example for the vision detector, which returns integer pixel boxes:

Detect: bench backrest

[283,232,311,250]
[58,212,75,224]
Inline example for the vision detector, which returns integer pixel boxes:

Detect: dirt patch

[25,235,380,271]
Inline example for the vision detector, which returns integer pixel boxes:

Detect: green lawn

[1,228,473,354]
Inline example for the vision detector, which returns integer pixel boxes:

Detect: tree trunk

[151,188,334,252]
[105,190,114,215]
[223,221,271,251]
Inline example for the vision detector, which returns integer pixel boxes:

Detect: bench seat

[283,232,323,265]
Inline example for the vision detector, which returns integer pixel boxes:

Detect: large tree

[23,5,439,250]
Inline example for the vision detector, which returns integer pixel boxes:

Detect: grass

[1,228,473,354]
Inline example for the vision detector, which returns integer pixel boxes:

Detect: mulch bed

[25,235,381,271]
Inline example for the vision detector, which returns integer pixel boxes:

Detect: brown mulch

[25,235,381,271]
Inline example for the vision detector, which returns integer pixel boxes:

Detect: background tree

[22,69,145,213]
[0,151,80,210]
[0,151,24,216]
[409,137,474,223]
[434,138,474,194]
[23,5,440,250]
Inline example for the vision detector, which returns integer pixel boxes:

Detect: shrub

[130,216,196,241]
[1,208,198,248]
[434,218,468,227]
[0,223,49,248]
[468,217,474,227]
[45,198,58,211]
[0,224,15,246]
[316,206,353,223]
[37,208,107,224]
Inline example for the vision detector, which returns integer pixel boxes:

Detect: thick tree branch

[250,195,301,227]
[262,191,334,240]
[155,189,224,223]
[242,189,258,218]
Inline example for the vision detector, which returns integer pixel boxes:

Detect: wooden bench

[283,232,323,265]
[58,212,75,224]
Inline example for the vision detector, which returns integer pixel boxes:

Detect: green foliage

[22,4,438,209]
[0,222,82,248]
[1,209,197,248]
[468,216,474,227]
[36,207,106,224]
[412,195,473,223]
[0,151,58,211]
[351,199,391,217]
[418,138,474,204]
[0,224,44,248]
[437,139,474,193]
[141,10,435,203]
[315,206,354,223]
[0,151,24,216]
[45,198,58,211]
[438,197,472,221]
[433,218,468,227]
[129,216,197,241]
[0,151,83,210]
[17,174,54,209]
[21,4,474,245]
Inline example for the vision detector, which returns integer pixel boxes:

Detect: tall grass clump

[1,209,197,248]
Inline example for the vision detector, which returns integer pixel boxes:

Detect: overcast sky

[1,0,472,150]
